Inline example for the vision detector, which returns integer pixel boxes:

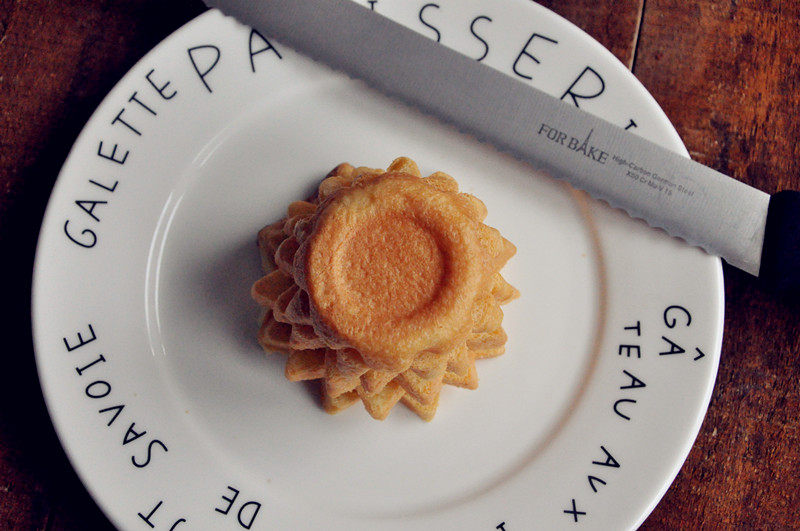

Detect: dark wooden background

[1,0,798,528]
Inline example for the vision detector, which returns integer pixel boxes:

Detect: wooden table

[1,1,798,528]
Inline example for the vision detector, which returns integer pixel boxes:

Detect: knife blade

[204,0,800,293]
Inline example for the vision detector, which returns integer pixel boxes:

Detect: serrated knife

[204,0,800,293]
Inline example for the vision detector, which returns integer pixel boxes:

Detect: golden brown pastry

[251,157,518,421]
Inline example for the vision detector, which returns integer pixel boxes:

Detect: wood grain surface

[1,0,798,528]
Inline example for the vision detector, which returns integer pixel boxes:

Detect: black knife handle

[760,190,800,294]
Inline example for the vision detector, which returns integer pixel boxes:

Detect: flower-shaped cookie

[251,157,518,420]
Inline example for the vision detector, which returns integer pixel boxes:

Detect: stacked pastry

[251,157,518,421]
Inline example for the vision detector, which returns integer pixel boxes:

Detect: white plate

[32,2,723,529]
